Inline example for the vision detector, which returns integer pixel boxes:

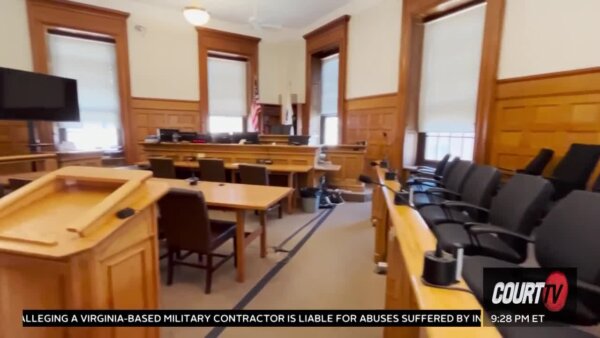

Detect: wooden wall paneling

[26,0,135,163]
[303,16,350,142]
[490,68,600,188]
[197,28,260,133]
[346,93,398,169]
[0,121,30,174]
[130,98,201,162]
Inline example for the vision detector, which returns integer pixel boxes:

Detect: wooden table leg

[286,173,294,213]
[235,209,246,282]
[259,211,267,258]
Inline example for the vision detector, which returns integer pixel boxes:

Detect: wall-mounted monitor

[0,67,80,122]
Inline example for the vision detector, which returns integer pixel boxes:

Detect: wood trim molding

[474,0,505,163]
[395,0,505,169]
[197,28,260,133]
[497,67,600,84]
[346,93,397,110]
[303,16,350,143]
[26,0,134,162]
[131,97,200,111]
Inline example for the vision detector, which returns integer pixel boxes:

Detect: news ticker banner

[23,310,481,327]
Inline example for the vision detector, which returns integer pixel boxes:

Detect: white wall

[499,0,600,79]
[0,0,33,72]
[0,0,263,101]
[259,39,305,104]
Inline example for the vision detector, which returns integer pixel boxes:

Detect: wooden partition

[0,167,168,338]
[489,68,600,186]
[376,167,500,338]
[0,153,58,174]
[321,144,366,192]
[140,142,319,166]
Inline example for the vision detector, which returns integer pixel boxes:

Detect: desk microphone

[358,174,411,206]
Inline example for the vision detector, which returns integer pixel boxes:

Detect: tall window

[47,30,122,151]
[207,56,247,133]
[320,54,339,145]
[418,4,486,161]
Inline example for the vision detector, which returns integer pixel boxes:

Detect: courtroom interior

[0,0,599,337]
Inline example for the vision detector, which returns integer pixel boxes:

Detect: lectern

[0,166,168,338]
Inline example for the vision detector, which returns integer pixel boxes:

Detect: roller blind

[47,33,121,129]
[321,54,339,116]
[418,4,486,133]
[208,57,247,117]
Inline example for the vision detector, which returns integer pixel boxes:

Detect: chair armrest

[578,280,600,296]
[427,187,461,198]
[442,201,489,214]
[468,224,534,243]
[407,177,443,186]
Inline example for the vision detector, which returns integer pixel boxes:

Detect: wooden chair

[198,158,226,182]
[238,164,283,219]
[158,188,237,294]
[149,158,176,179]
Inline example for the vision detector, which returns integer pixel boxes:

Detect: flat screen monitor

[211,133,232,144]
[0,67,79,122]
[157,128,180,142]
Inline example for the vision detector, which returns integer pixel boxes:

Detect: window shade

[321,54,339,116]
[47,33,121,128]
[418,4,486,133]
[208,57,247,117]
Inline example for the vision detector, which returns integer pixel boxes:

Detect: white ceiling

[133,0,353,29]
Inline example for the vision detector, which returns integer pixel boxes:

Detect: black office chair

[593,173,600,193]
[411,160,474,207]
[406,157,460,191]
[409,154,450,178]
[8,178,31,191]
[548,143,600,200]
[516,148,554,175]
[461,191,600,333]
[159,189,237,294]
[418,165,500,226]
[432,174,553,263]
[149,158,176,179]
[238,164,283,219]
[198,158,226,182]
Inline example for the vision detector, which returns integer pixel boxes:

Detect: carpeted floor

[159,202,386,338]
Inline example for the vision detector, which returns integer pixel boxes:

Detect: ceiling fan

[248,0,282,31]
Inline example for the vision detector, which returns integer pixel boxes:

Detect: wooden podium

[0,166,168,338]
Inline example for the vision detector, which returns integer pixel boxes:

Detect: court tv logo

[483,268,577,326]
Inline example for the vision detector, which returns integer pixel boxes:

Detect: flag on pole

[249,77,261,132]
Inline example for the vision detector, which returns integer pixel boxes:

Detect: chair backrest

[441,157,460,183]
[149,158,176,178]
[535,191,600,286]
[522,148,554,175]
[459,165,501,208]
[488,174,553,255]
[238,164,268,186]
[552,144,600,185]
[443,160,474,193]
[158,189,211,253]
[593,174,600,193]
[199,158,226,182]
[434,154,451,176]
[8,178,31,190]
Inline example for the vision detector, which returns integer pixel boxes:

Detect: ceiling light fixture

[183,6,210,26]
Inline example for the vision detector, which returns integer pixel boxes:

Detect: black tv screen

[0,67,79,122]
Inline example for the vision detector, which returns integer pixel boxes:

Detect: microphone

[358,175,411,206]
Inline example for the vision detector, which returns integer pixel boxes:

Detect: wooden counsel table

[375,167,500,338]
[155,178,291,282]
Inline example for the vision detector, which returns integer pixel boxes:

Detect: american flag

[249,77,261,132]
